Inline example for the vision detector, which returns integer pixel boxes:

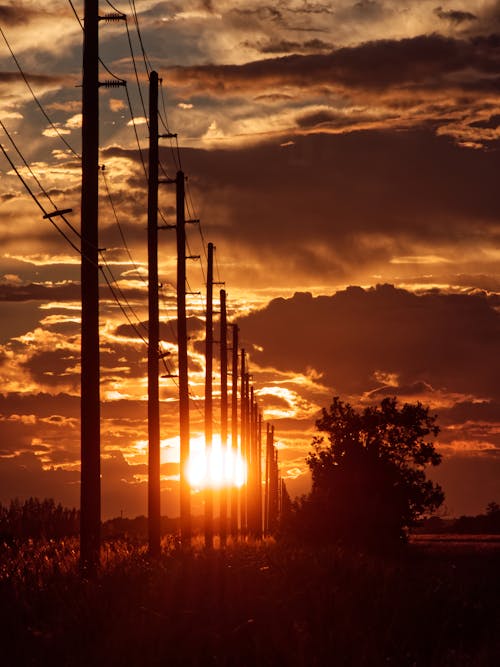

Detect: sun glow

[186,436,246,489]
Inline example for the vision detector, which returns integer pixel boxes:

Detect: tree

[292,397,444,548]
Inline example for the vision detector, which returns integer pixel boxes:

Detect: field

[1,536,499,666]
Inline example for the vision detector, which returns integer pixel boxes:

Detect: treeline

[418,502,500,534]
[0,497,182,542]
[0,498,79,541]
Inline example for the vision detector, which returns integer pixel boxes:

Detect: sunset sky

[1,0,500,519]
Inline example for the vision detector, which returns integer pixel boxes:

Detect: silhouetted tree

[289,397,444,549]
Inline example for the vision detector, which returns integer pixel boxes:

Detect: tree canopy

[291,397,444,548]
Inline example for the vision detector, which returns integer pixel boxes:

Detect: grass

[1,536,499,666]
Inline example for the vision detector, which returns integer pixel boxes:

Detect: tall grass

[1,537,499,666]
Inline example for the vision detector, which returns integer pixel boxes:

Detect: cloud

[434,6,478,25]
[248,37,334,54]
[171,129,500,290]
[0,71,64,85]
[161,31,500,147]
[0,3,42,26]
[238,286,500,400]
[0,280,80,302]
[168,33,500,95]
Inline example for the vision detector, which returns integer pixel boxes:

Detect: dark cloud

[229,6,284,24]
[0,451,80,508]
[177,130,500,287]
[439,400,500,426]
[469,114,500,129]
[115,316,204,344]
[100,342,146,380]
[238,285,500,399]
[250,38,334,54]
[367,380,435,398]
[0,392,79,418]
[21,348,80,388]
[169,34,500,95]
[295,108,393,130]
[434,6,478,24]
[0,4,43,26]
[0,281,80,302]
[0,71,64,84]
[253,93,294,102]
[350,0,387,20]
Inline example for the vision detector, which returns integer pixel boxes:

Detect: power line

[100,165,147,284]
[0,120,81,241]
[0,142,82,257]
[129,0,152,75]
[99,263,148,347]
[0,25,80,159]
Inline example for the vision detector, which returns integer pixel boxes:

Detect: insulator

[99,12,126,22]
[99,79,126,88]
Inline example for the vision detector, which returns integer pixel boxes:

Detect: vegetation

[0,497,79,541]
[286,397,444,549]
[419,502,500,535]
[1,537,499,666]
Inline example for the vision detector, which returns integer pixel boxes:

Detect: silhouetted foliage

[0,497,79,541]
[1,538,500,667]
[288,397,444,549]
[102,515,179,540]
[448,501,500,534]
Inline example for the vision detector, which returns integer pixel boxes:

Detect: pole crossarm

[43,208,73,219]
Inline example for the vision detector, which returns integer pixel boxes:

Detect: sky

[1,0,500,519]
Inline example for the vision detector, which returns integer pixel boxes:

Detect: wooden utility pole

[204,242,214,548]
[230,324,239,538]
[264,423,270,534]
[256,411,263,538]
[245,372,251,535]
[268,425,278,532]
[176,170,191,545]
[240,349,247,534]
[248,387,256,536]
[219,289,228,547]
[80,0,100,574]
[147,71,161,557]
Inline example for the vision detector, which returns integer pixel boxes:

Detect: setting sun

[186,436,246,489]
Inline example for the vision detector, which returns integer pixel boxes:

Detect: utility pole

[230,324,239,539]
[245,372,251,536]
[248,387,256,537]
[176,170,191,546]
[268,425,278,532]
[219,289,228,547]
[257,411,263,539]
[147,71,161,557]
[204,242,214,549]
[264,423,270,534]
[80,0,100,574]
[240,349,247,534]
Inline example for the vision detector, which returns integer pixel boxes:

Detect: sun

[186,435,246,489]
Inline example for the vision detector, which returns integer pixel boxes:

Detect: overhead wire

[0,120,81,241]
[100,165,148,285]
[99,263,149,346]
[0,119,149,352]
[30,0,226,406]
[0,142,82,258]
[0,25,81,160]
[129,0,153,74]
